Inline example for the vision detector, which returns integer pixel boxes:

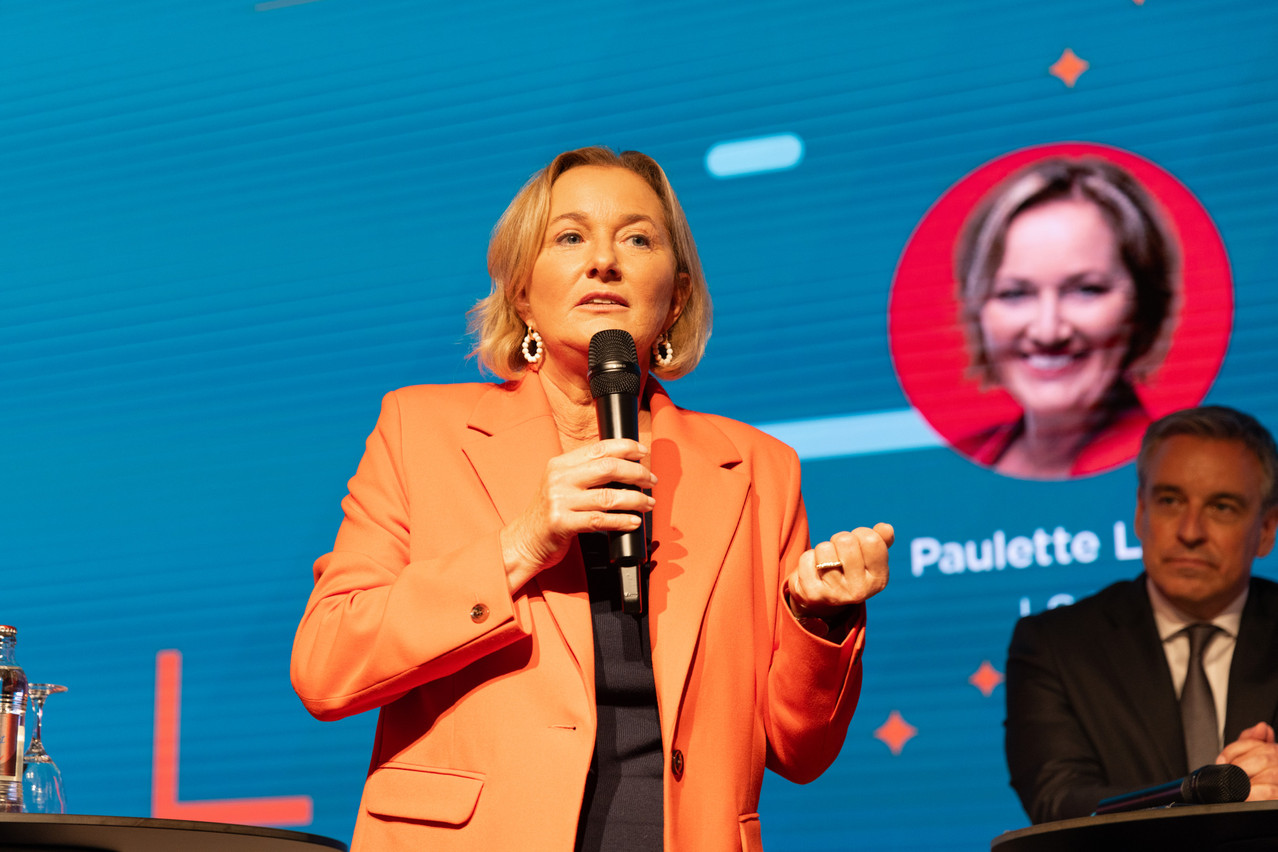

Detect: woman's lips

[578,292,629,307]
[1007,350,1090,378]
[1023,352,1082,371]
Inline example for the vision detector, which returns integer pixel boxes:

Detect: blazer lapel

[462,373,561,525]
[645,385,749,736]
[1100,580,1186,778]
[1224,578,1278,741]
[461,373,593,678]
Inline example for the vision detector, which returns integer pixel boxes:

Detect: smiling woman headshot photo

[951,157,1179,480]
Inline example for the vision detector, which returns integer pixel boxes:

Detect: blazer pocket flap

[364,764,485,826]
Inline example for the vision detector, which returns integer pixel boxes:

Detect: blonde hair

[468,147,712,380]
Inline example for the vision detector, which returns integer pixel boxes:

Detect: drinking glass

[22,683,67,814]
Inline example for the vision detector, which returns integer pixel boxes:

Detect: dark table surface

[0,813,347,852]
[992,801,1278,852]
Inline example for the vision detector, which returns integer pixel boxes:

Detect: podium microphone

[587,329,646,614]
[1093,764,1250,815]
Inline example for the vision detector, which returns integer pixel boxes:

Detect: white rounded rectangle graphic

[705,133,805,178]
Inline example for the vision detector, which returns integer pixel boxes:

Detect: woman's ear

[667,272,691,326]
[513,284,531,325]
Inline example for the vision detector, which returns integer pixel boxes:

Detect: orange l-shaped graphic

[152,649,313,826]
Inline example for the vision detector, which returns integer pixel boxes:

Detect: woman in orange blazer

[291,147,894,852]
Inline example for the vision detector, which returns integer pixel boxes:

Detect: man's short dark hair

[1137,405,1278,508]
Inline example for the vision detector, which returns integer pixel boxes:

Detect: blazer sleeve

[290,390,528,721]
[760,444,867,784]
[1004,613,1130,823]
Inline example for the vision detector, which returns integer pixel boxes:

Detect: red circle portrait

[888,143,1232,479]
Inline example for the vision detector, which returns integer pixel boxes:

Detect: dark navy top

[574,531,663,852]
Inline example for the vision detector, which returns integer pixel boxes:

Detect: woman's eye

[1070,280,1114,297]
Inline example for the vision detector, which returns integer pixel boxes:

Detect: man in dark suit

[1005,405,1278,823]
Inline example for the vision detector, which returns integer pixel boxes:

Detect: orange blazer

[291,373,867,852]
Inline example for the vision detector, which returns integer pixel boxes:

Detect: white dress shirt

[1148,577,1248,745]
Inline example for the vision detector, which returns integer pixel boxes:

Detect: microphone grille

[1187,763,1250,804]
[588,329,640,398]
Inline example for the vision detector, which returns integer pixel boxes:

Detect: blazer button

[671,748,684,780]
[470,603,489,623]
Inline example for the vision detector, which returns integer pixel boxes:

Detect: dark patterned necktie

[1181,622,1222,770]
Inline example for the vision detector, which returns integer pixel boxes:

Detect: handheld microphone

[1093,764,1250,815]
[587,329,646,614]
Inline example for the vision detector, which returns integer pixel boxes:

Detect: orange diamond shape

[874,710,918,755]
[1049,48,1089,87]
[969,660,1005,697]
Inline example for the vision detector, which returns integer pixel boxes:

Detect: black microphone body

[587,329,646,613]
[1093,764,1250,815]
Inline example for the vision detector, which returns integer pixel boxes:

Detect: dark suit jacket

[1004,575,1278,823]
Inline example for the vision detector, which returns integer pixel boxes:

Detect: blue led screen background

[4,1,1278,849]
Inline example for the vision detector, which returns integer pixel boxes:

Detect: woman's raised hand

[500,439,658,593]
[787,522,894,627]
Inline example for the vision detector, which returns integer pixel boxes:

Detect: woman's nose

[588,243,621,282]
[1027,292,1070,346]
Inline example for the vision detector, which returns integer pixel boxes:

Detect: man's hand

[1218,722,1278,801]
